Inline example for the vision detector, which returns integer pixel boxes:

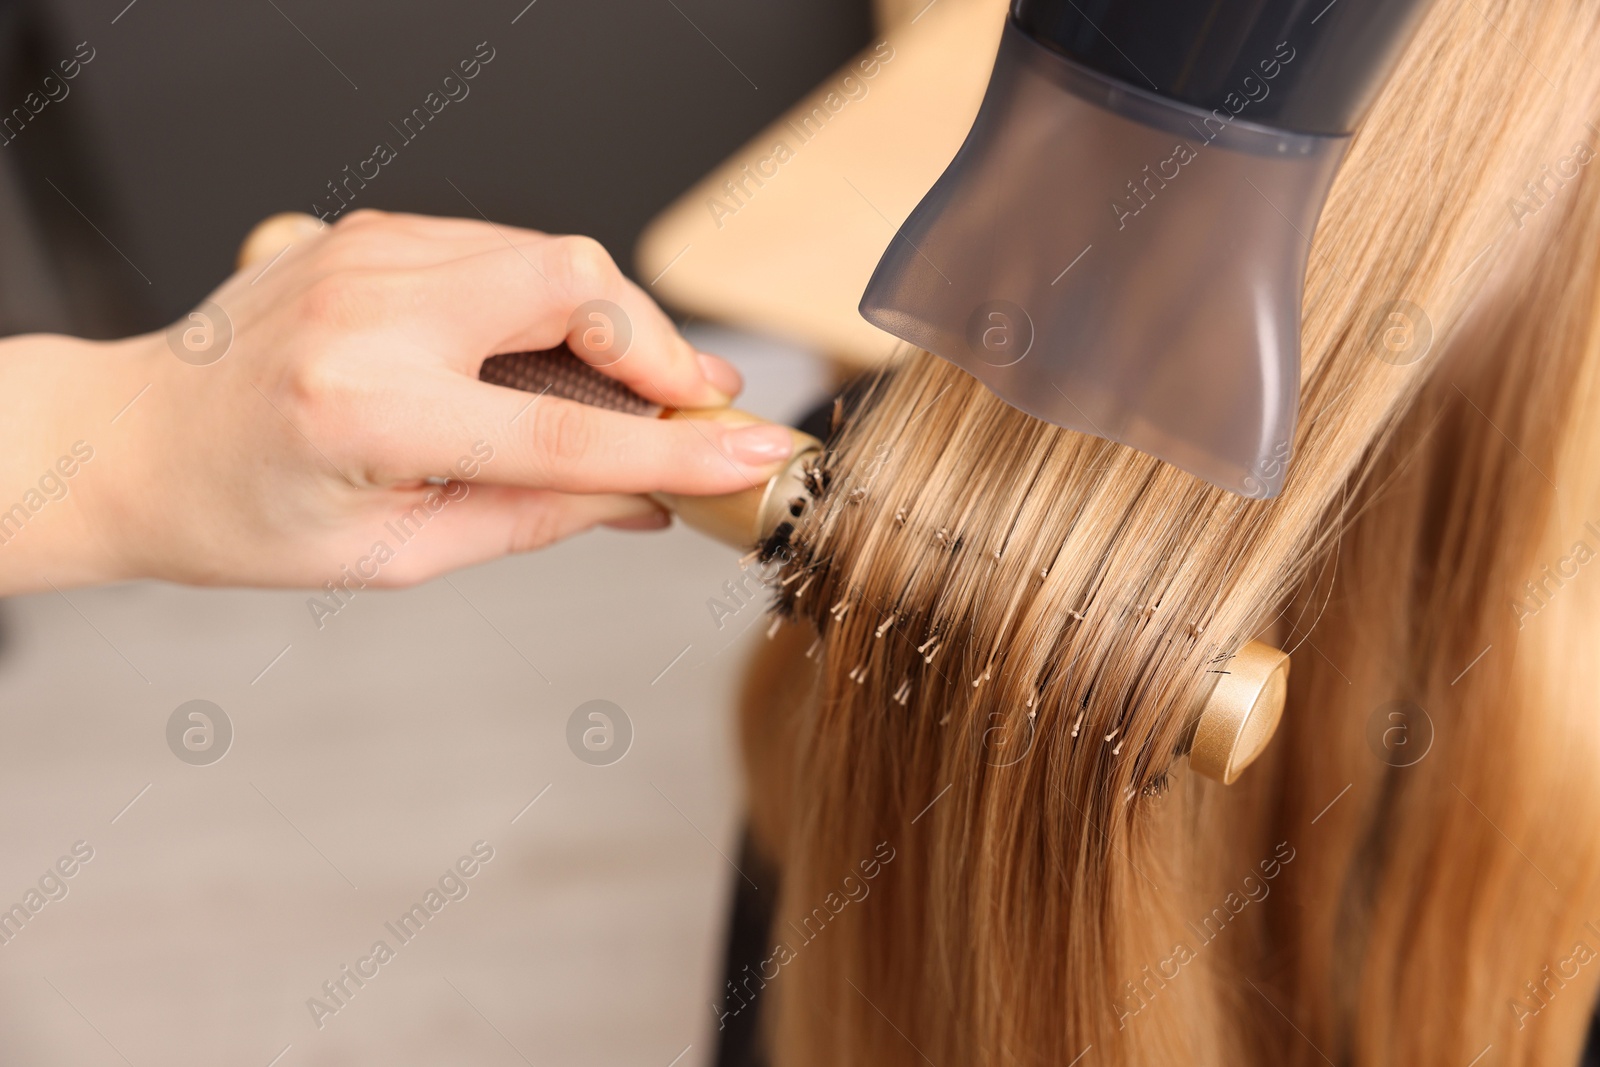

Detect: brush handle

[481,346,821,549]
[480,347,661,417]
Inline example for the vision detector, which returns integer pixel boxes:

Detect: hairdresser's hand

[0,210,795,593]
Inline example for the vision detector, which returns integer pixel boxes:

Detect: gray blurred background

[0,0,859,1062]
[0,0,869,333]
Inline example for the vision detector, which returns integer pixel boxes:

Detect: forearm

[0,332,141,594]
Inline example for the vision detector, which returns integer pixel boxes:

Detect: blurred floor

[0,330,830,1067]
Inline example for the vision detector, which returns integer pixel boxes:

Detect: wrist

[0,332,157,593]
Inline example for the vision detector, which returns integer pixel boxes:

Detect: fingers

[366,486,670,586]
[332,209,542,244]
[367,371,793,496]
[236,211,742,411]
[236,210,511,277]
[396,238,738,410]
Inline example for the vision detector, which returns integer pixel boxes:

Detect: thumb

[367,486,667,586]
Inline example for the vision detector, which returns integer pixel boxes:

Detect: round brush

[487,349,1286,784]
[478,347,822,550]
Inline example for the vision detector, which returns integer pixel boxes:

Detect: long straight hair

[738,1,1600,1062]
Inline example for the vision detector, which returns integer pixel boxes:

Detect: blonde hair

[738,0,1600,1062]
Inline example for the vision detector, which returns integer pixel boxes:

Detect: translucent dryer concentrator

[860,0,1435,497]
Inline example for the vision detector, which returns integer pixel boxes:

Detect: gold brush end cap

[652,408,822,549]
[1188,640,1290,785]
[236,212,324,270]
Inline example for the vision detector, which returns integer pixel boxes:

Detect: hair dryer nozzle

[860,19,1349,498]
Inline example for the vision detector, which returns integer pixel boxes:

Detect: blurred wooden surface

[636,0,1009,370]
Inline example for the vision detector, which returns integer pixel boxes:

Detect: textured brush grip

[479,345,661,418]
